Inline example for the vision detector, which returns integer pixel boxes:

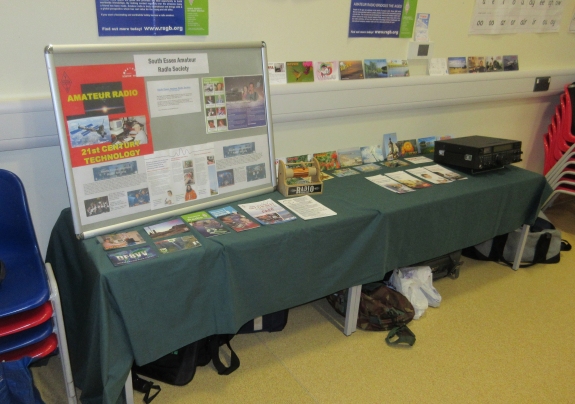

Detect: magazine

[154,235,202,254]
[365,175,415,194]
[407,167,452,184]
[107,246,158,267]
[97,230,145,250]
[208,206,260,232]
[238,199,297,225]
[143,218,190,239]
[181,211,230,237]
[424,164,468,181]
[385,171,433,189]
[278,195,337,220]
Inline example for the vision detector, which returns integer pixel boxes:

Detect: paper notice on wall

[147,78,201,117]
[469,0,565,34]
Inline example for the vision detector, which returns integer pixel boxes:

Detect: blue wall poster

[96,0,209,36]
[349,0,417,38]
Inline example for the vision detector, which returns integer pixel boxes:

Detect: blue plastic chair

[0,169,77,403]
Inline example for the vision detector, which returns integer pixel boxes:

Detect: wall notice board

[45,42,276,239]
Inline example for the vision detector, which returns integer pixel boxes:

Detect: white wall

[1,0,574,254]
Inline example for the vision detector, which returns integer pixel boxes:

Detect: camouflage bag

[326,282,416,346]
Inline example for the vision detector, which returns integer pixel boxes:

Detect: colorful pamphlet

[417,136,436,154]
[360,145,384,163]
[107,246,158,267]
[208,206,260,232]
[337,147,363,167]
[365,175,415,194]
[448,57,468,74]
[387,60,410,77]
[181,211,230,237]
[154,235,202,254]
[381,159,409,168]
[97,231,145,250]
[332,168,360,177]
[407,167,452,184]
[143,218,190,239]
[286,61,314,83]
[383,133,400,161]
[339,60,364,80]
[503,55,519,71]
[238,199,297,225]
[353,163,382,173]
[485,56,503,72]
[314,61,339,81]
[424,164,468,181]
[364,59,388,78]
[313,151,341,171]
[385,171,433,189]
[396,139,418,157]
[468,56,486,73]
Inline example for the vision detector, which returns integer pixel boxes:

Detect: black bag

[132,334,239,389]
[463,212,571,268]
[413,250,463,280]
[326,283,416,346]
[237,309,289,334]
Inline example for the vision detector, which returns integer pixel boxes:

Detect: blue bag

[0,356,44,404]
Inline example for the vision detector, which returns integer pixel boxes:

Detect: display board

[45,42,276,239]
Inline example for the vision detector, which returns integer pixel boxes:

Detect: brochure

[238,199,297,225]
[313,151,341,171]
[407,167,452,184]
[364,59,388,78]
[387,60,410,77]
[503,55,519,71]
[360,145,384,163]
[278,195,337,221]
[381,159,409,168]
[448,57,468,74]
[337,147,363,167]
[385,171,433,189]
[396,139,418,157]
[332,168,360,177]
[424,164,468,181]
[403,156,433,164]
[353,163,382,173]
[181,211,230,237]
[366,175,415,194]
[383,133,400,161]
[468,56,486,73]
[485,56,503,72]
[428,58,449,76]
[208,206,260,232]
[154,235,202,254]
[339,60,364,80]
[267,62,287,84]
[97,230,145,250]
[286,61,314,83]
[417,137,436,154]
[107,246,158,267]
[314,61,339,81]
[143,218,190,239]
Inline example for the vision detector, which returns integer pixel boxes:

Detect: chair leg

[344,285,361,336]
[45,263,78,404]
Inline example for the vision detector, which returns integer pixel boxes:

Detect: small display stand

[277,158,323,197]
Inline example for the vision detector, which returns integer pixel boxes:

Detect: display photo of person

[247,163,266,181]
[205,95,215,105]
[128,121,148,144]
[216,94,225,104]
[185,184,197,201]
[217,107,226,116]
[127,188,150,207]
[84,196,110,217]
[207,120,216,130]
[216,82,224,92]
[184,168,195,185]
[217,119,227,128]
[246,82,259,101]
[206,108,216,117]
[217,169,234,187]
[165,190,173,205]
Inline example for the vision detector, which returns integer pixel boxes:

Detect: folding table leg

[344,285,361,336]
[512,224,530,270]
[125,370,135,404]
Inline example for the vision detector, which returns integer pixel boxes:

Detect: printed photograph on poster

[364,59,388,78]
[55,63,154,168]
[223,75,267,131]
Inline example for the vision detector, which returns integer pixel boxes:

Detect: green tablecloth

[46,163,551,404]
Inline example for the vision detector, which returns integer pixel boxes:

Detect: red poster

[55,63,154,167]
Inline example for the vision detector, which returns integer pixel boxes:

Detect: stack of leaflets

[238,199,297,225]
[208,206,260,232]
[144,218,190,239]
[181,211,230,237]
[98,231,145,251]
[107,246,158,267]
[366,175,414,194]
[278,195,336,221]
[154,235,201,254]
[386,171,433,189]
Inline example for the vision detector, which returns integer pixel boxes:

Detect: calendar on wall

[469,0,566,34]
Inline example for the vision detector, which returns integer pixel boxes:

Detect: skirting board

[2,68,575,152]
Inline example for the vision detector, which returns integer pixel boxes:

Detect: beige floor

[33,196,575,404]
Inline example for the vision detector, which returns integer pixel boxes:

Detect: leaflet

[238,199,297,225]
[278,196,336,221]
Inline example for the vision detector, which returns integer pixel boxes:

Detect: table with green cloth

[46,162,551,404]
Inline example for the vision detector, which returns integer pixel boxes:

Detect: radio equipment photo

[434,136,522,174]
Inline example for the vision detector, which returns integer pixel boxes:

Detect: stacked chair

[542,83,575,210]
[0,169,77,403]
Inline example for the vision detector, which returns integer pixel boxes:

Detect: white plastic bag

[389,266,442,319]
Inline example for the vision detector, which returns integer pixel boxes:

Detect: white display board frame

[45,42,276,239]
